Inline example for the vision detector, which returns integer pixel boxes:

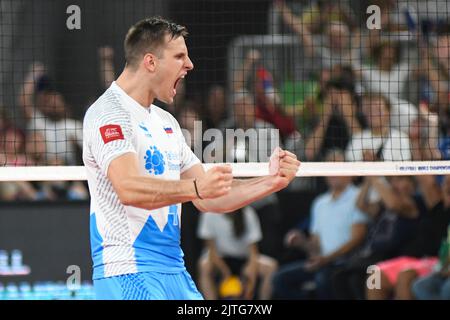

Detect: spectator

[358,41,410,101]
[332,175,426,299]
[204,90,280,163]
[204,85,227,130]
[345,93,411,161]
[232,49,298,142]
[366,175,450,300]
[306,78,362,161]
[275,0,362,70]
[417,33,450,129]
[370,0,411,32]
[409,103,441,160]
[18,63,83,165]
[0,127,39,201]
[177,100,203,149]
[24,131,88,201]
[272,149,368,299]
[412,225,450,300]
[197,206,278,300]
[288,0,356,35]
[0,126,27,166]
[98,46,115,90]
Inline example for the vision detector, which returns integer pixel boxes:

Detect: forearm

[233,60,254,92]
[18,76,37,120]
[195,176,278,213]
[325,239,361,262]
[410,139,424,161]
[356,181,371,212]
[344,116,362,135]
[115,176,197,210]
[279,3,304,36]
[371,178,398,209]
[305,121,326,160]
[372,178,417,218]
[304,235,321,257]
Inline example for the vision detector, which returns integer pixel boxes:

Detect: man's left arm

[181,149,300,213]
[305,223,367,271]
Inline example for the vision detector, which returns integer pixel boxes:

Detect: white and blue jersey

[83,82,200,285]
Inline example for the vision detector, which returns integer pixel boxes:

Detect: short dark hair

[371,41,401,66]
[124,16,188,68]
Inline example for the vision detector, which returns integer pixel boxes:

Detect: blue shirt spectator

[310,184,368,256]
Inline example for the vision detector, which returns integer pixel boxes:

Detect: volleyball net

[1,0,450,183]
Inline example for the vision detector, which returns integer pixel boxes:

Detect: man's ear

[143,53,157,72]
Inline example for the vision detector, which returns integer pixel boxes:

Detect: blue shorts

[94,271,204,300]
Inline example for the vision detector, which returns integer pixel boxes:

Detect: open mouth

[172,74,185,96]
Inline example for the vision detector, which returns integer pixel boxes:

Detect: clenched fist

[269,147,301,190]
[195,165,233,199]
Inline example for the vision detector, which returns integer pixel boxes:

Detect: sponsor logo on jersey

[99,124,124,144]
[139,123,152,138]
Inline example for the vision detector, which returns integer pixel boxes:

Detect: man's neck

[115,68,155,108]
[331,185,348,199]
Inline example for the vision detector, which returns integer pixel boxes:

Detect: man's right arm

[107,152,233,210]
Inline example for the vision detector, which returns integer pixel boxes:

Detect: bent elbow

[114,182,136,207]
[117,190,134,206]
[384,201,400,212]
[194,200,235,214]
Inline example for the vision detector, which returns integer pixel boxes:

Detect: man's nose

[185,56,194,71]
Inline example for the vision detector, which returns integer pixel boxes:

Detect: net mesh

[1,0,450,302]
[0,0,450,182]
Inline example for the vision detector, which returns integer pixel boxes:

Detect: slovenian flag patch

[164,127,173,134]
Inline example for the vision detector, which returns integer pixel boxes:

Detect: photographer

[305,78,362,161]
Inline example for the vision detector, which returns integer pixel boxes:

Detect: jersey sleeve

[86,105,136,176]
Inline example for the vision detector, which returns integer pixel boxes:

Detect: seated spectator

[306,78,362,161]
[0,128,40,201]
[412,226,450,300]
[332,175,426,299]
[345,93,411,161]
[0,126,27,166]
[367,175,450,300]
[271,149,368,299]
[204,90,280,163]
[197,206,278,300]
[24,131,88,201]
[358,41,410,101]
[18,63,83,165]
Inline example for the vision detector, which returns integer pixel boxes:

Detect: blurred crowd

[191,0,450,300]
[0,0,449,300]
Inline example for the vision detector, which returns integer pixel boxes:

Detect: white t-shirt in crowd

[197,206,262,259]
[345,128,411,161]
[29,110,83,165]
